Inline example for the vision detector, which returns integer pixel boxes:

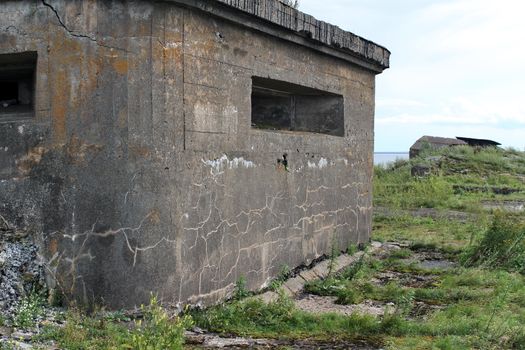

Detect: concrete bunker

[0,0,389,309]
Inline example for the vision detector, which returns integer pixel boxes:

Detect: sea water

[374,152,409,166]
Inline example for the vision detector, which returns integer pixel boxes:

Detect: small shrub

[335,287,363,305]
[347,243,358,255]
[126,295,193,350]
[464,212,525,273]
[269,265,291,291]
[390,248,413,259]
[327,238,340,277]
[394,289,415,317]
[304,277,343,297]
[13,291,46,328]
[104,309,131,323]
[233,276,250,300]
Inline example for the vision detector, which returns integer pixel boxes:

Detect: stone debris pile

[0,217,46,318]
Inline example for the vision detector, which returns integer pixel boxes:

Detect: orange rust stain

[66,134,104,166]
[118,108,128,128]
[163,46,183,64]
[49,34,84,115]
[112,59,128,75]
[79,56,102,112]
[148,209,161,224]
[48,238,58,255]
[51,69,68,144]
[129,144,151,158]
[16,147,47,176]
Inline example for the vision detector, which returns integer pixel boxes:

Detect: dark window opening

[251,76,344,137]
[0,51,37,119]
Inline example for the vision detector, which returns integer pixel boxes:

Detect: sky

[299,0,525,152]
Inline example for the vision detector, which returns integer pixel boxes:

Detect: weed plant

[269,265,291,291]
[126,296,193,350]
[38,295,193,350]
[233,276,250,300]
[464,211,525,273]
[191,291,403,342]
[12,291,46,328]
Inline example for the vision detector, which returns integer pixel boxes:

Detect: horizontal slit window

[0,51,37,120]
[251,76,344,137]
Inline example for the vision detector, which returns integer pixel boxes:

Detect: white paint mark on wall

[202,154,256,173]
[308,157,329,169]
[17,126,24,134]
[165,42,182,49]
[229,157,255,169]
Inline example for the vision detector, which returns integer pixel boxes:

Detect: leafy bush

[126,295,193,350]
[464,212,525,273]
[40,296,192,350]
[269,265,291,291]
[193,291,297,335]
[13,291,46,328]
[36,308,127,350]
[233,276,250,300]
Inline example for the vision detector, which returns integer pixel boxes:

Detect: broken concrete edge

[185,331,280,348]
[167,0,390,73]
[255,242,382,303]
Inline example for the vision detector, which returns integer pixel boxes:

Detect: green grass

[464,211,525,273]
[19,146,525,350]
[37,296,193,350]
[372,214,489,251]
[193,148,525,349]
[191,265,525,348]
[193,210,525,349]
[12,290,46,328]
[374,146,525,211]
[191,292,399,344]
[305,250,525,348]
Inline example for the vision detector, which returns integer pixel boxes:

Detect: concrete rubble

[0,218,46,319]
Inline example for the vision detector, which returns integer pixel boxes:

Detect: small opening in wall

[251,76,344,137]
[0,51,37,120]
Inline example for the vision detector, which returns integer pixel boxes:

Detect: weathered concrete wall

[0,0,385,308]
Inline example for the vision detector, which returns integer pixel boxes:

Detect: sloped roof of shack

[411,136,468,151]
[168,0,390,73]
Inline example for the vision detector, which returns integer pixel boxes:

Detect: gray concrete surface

[0,0,388,309]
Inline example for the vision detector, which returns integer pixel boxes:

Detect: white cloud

[300,0,525,151]
[376,98,426,109]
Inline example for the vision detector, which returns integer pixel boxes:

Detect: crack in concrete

[41,0,130,53]
[42,157,371,305]
[177,161,372,300]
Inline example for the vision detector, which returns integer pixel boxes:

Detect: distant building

[410,136,502,159]
[456,137,501,148]
[410,136,467,159]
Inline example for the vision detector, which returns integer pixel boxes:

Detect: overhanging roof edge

[158,0,390,73]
